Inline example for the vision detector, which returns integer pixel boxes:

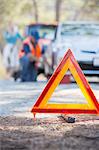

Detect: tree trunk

[55,0,62,22]
[32,0,38,23]
[72,0,89,21]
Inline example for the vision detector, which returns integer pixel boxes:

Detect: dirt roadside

[0,115,99,150]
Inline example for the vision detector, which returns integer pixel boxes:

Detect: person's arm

[23,44,38,62]
[17,32,23,41]
[23,44,31,56]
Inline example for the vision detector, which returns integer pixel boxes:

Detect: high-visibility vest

[19,37,41,59]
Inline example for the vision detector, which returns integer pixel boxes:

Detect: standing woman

[3,22,22,76]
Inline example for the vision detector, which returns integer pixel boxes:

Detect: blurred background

[0,0,99,82]
[0,0,99,25]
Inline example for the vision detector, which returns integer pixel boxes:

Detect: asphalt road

[0,80,99,118]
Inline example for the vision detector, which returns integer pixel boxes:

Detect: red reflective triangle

[31,49,99,115]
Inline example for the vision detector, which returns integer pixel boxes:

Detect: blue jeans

[20,56,37,82]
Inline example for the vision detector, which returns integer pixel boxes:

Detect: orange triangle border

[31,49,99,115]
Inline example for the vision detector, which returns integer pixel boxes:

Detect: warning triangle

[31,49,99,115]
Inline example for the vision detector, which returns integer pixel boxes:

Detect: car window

[61,24,99,36]
[27,25,57,40]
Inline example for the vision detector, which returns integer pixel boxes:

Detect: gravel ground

[0,80,99,150]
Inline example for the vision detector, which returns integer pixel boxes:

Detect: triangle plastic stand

[31,49,99,115]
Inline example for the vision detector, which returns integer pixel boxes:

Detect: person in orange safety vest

[19,36,41,59]
[19,32,41,82]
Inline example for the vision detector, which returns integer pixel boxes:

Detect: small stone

[66,117,75,123]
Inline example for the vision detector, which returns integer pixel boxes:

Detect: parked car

[25,23,57,76]
[50,22,99,77]
[13,23,57,81]
[25,23,57,48]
